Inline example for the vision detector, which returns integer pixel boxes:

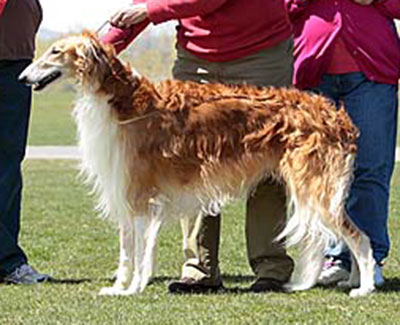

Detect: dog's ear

[75,32,111,78]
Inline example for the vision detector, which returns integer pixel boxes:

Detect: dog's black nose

[18,75,27,83]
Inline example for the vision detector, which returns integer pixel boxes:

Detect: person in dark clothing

[0,0,49,284]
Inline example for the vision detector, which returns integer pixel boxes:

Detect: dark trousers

[0,60,32,276]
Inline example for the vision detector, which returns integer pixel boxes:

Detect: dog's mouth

[33,71,62,91]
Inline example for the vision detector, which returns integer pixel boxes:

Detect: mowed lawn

[0,160,400,324]
[28,85,77,146]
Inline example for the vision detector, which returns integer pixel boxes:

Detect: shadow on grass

[380,277,400,293]
[151,274,259,295]
[222,274,255,283]
[150,274,255,285]
[50,274,400,294]
[313,277,400,294]
[48,277,112,285]
[46,276,175,286]
[127,276,400,295]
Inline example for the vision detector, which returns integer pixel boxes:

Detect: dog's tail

[277,151,356,291]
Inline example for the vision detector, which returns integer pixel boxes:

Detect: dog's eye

[51,48,61,55]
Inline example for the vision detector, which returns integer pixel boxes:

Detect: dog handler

[0,0,49,284]
[103,0,295,293]
[285,0,400,286]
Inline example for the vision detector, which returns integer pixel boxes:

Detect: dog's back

[117,80,357,217]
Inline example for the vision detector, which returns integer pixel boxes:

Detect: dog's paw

[118,278,142,295]
[283,284,295,292]
[349,286,375,298]
[115,285,142,296]
[99,286,128,296]
[284,282,313,293]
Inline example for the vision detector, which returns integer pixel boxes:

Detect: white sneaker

[318,259,350,285]
[3,264,50,284]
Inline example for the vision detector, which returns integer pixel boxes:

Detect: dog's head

[19,31,115,91]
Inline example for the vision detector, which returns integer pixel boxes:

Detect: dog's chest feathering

[73,94,131,222]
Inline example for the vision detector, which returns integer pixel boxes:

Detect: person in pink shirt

[102,0,295,294]
[286,0,400,287]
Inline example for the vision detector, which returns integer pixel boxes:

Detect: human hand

[110,3,148,29]
[352,0,374,5]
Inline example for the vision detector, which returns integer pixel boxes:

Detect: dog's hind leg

[99,221,135,296]
[340,222,375,297]
[275,191,327,292]
[285,234,325,292]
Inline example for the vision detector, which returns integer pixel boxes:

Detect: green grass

[1,161,400,324]
[29,85,77,146]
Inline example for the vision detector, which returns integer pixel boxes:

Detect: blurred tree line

[36,22,176,82]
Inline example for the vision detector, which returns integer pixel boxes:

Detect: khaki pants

[173,38,295,285]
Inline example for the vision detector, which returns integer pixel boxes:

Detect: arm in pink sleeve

[285,0,312,20]
[146,0,229,24]
[375,0,400,19]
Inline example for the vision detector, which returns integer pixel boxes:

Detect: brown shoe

[168,277,223,294]
[249,278,285,293]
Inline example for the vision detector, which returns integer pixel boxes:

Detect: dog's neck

[96,57,159,122]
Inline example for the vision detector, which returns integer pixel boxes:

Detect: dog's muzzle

[19,70,62,91]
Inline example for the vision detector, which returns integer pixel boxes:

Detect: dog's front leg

[99,222,134,296]
[122,216,148,295]
[139,214,163,292]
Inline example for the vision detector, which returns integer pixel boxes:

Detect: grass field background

[28,85,76,145]
[0,160,399,324]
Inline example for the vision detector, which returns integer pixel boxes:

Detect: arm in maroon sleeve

[0,0,8,15]
[101,0,230,53]
[146,0,229,24]
[100,19,150,54]
[375,0,400,19]
[285,0,312,20]
[100,0,150,54]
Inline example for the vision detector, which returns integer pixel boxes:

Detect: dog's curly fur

[20,31,376,297]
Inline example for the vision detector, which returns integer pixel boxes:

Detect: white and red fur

[20,32,376,297]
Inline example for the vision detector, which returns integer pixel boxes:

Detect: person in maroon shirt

[103,0,295,294]
[0,0,6,14]
[286,0,400,287]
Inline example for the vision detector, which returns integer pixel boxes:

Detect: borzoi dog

[19,32,376,297]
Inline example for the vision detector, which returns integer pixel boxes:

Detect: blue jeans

[313,72,398,269]
[0,60,32,277]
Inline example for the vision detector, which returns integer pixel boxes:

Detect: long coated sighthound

[20,32,376,297]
